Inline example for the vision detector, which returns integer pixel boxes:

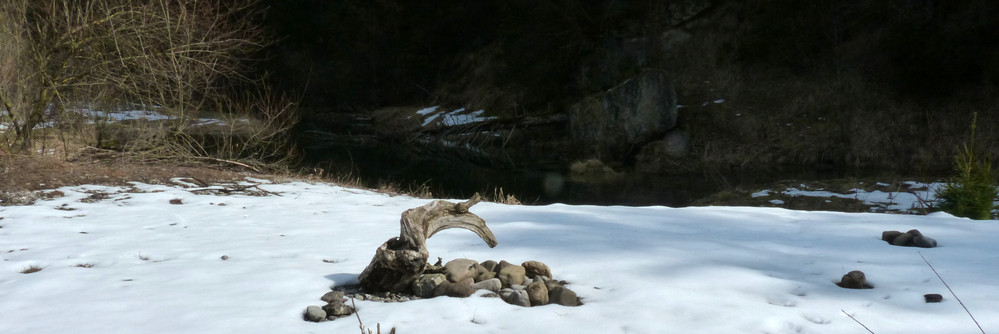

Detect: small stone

[499,288,531,307]
[544,279,562,291]
[304,305,326,322]
[472,278,502,292]
[924,294,943,303]
[220,255,229,260]
[891,233,913,246]
[906,229,923,237]
[321,291,345,303]
[481,292,500,298]
[498,265,527,287]
[533,275,549,284]
[510,284,527,291]
[837,270,871,289]
[522,261,552,279]
[169,198,183,205]
[526,281,549,306]
[444,258,480,284]
[475,271,496,282]
[495,260,514,274]
[433,281,476,298]
[549,286,580,306]
[481,260,498,273]
[412,273,447,298]
[322,302,354,316]
[881,230,902,243]
[913,235,937,248]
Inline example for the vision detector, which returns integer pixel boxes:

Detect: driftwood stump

[358,194,497,293]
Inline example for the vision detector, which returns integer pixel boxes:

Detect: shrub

[937,113,998,220]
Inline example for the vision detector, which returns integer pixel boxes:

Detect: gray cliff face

[571,70,678,162]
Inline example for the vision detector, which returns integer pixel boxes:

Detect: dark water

[304,144,863,206]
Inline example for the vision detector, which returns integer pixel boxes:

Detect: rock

[322,302,355,317]
[544,279,562,292]
[526,281,549,306]
[481,260,498,273]
[569,69,677,161]
[494,260,514,274]
[837,270,871,289]
[549,286,580,306]
[881,230,902,243]
[499,288,531,307]
[913,235,937,248]
[475,271,496,282]
[510,284,527,291]
[433,281,476,298]
[472,278,502,292]
[321,291,345,303]
[532,276,547,284]
[634,130,690,173]
[304,305,327,322]
[498,265,527,287]
[906,229,923,237]
[444,258,480,283]
[891,232,913,246]
[412,274,447,298]
[521,261,552,279]
[924,294,943,303]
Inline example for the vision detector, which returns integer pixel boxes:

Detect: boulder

[837,270,871,289]
[498,265,527,287]
[303,305,327,322]
[472,278,502,292]
[433,281,476,298]
[526,281,550,306]
[444,258,480,283]
[549,286,581,306]
[499,288,531,307]
[569,69,677,161]
[412,274,447,298]
[522,261,553,279]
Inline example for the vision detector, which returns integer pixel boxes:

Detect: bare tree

[0,0,280,159]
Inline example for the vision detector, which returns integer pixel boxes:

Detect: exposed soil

[0,148,299,205]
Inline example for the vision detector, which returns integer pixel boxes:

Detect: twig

[920,252,986,334]
[351,297,365,334]
[192,156,262,173]
[841,309,876,334]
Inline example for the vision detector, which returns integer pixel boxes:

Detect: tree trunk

[358,194,497,293]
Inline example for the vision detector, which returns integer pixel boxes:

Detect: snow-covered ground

[1,179,997,334]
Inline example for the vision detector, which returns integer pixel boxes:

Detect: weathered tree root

[358,194,497,293]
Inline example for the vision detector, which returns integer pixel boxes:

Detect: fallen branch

[841,309,875,334]
[192,156,263,173]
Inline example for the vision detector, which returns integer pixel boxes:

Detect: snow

[417,106,496,127]
[77,109,243,126]
[2,180,998,334]
[753,183,945,214]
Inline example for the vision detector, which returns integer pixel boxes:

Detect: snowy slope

[1,180,996,334]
